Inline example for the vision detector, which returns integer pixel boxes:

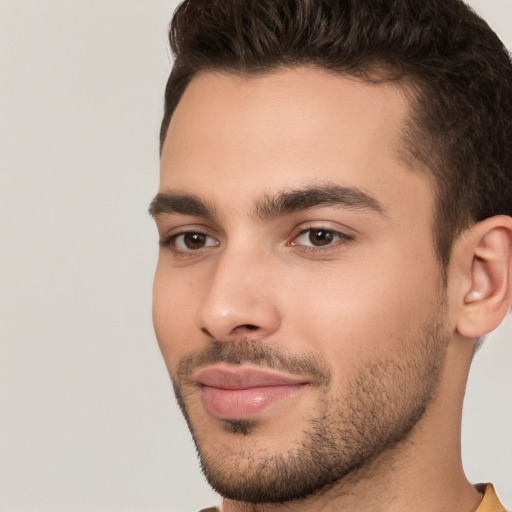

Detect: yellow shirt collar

[476,484,507,512]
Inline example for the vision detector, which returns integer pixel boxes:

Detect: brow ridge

[254,184,386,221]
[149,184,385,222]
[148,192,215,218]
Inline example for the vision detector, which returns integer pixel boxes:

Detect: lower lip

[201,384,305,419]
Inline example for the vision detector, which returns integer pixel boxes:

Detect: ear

[453,215,512,338]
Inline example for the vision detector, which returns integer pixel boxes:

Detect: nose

[196,247,281,342]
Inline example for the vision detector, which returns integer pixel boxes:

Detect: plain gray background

[0,1,511,511]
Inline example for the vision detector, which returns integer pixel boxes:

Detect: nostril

[200,325,259,339]
[201,327,214,338]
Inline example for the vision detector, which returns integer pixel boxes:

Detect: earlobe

[456,215,512,339]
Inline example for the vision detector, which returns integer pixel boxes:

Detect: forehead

[160,67,431,218]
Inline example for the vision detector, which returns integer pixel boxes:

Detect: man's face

[152,68,449,503]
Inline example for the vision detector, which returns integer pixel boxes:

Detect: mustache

[174,339,332,386]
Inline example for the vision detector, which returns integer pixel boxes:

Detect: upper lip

[194,365,309,390]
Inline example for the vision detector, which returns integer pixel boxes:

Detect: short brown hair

[160,0,512,267]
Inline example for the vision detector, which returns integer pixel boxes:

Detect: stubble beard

[171,311,448,505]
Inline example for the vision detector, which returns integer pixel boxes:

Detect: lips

[194,366,308,419]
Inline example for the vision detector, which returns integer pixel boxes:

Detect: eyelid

[159,225,220,256]
[288,223,355,250]
[158,222,215,241]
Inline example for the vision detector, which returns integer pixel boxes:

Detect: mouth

[193,365,309,419]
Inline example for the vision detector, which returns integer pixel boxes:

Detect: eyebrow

[148,192,215,219]
[254,184,386,220]
[148,184,385,221]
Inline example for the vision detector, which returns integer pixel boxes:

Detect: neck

[221,338,482,512]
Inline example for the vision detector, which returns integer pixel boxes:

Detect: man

[149,0,512,510]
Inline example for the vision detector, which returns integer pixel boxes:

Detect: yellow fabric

[476,484,507,512]
[199,483,507,512]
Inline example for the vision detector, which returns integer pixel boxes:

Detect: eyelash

[289,226,354,252]
[159,226,354,257]
[159,230,217,257]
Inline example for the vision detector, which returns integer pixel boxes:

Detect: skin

[151,67,512,511]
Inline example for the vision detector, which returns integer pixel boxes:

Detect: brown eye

[170,231,218,253]
[183,232,207,249]
[291,227,351,249]
[308,229,334,246]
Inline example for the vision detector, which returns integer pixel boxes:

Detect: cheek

[281,244,441,366]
